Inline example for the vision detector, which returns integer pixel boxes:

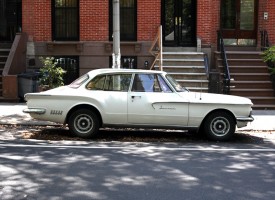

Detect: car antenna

[200,81,202,100]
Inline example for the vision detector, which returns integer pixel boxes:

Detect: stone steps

[154,52,208,92]
[216,51,275,110]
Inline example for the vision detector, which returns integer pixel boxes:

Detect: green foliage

[269,67,275,75]
[38,57,66,89]
[263,46,275,75]
[263,46,275,63]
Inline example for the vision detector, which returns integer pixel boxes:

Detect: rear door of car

[127,73,189,126]
[85,73,132,124]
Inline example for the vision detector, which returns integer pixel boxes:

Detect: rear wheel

[203,111,235,141]
[68,109,99,138]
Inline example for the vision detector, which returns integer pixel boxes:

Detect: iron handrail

[261,30,274,68]
[149,26,163,71]
[203,54,209,79]
[217,30,231,94]
[260,30,270,51]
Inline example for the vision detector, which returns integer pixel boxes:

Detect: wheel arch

[198,109,237,132]
[65,104,103,127]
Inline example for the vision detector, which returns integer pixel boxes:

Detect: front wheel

[68,109,99,138]
[203,111,236,141]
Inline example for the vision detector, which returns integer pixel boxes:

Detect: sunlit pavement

[1,105,275,200]
[0,103,57,126]
[1,135,275,200]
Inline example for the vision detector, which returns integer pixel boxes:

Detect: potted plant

[38,57,66,91]
[262,46,275,89]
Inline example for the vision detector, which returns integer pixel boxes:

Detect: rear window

[68,74,89,88]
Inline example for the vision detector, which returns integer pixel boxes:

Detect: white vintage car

[24,69,254,141]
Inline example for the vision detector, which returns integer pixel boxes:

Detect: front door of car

[127,74,189,126]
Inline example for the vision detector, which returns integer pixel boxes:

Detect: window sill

[104,42,142,53]
[46,42,84,52]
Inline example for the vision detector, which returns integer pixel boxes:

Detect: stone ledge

[46,42,84,52]
[104,42,142,53]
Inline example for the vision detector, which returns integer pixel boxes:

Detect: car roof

[87,68,167,76]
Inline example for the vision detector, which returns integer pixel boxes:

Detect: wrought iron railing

[261,30,275,69]
[260,30,270,51]
[217,30,231,94]
[203,54,209,79]
[149,26,163,71]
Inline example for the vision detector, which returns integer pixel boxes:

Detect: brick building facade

[21,0,163,78]
[1,0,275,85]
[19,0,274,77]
[2,0,275,74]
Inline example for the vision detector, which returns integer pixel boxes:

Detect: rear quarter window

[68,74,89,88]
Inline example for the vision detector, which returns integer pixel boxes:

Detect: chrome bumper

[236,116,254,128]
[23,108,46,115]
[236,116,254,122]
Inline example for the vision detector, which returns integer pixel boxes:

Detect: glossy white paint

[24,69,253,130]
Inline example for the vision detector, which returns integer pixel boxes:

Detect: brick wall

[137,0,161,41]
[80,0,109,41]
[22,0,110,42]
[22,0,51,41]
[22,0,160,42]
[258,0,275,45]
[197,0,220,47]
[22,0,275,46]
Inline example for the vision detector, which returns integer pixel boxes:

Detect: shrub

[38,57,66,89]
[262,46,275,74]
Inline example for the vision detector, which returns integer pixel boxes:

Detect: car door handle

[131,95,141,99]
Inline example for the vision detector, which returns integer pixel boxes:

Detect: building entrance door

[221,0,258,45]
[162,0,197,47]
[0,0,22,42]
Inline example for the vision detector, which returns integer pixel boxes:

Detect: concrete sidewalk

[0,103,58,126]
[0,103,275,131]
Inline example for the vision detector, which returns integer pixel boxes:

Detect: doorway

[162,0,197,47]
[0,0,22,42]
[221,0,258,45]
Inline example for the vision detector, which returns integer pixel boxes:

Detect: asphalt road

[1,127,275,200]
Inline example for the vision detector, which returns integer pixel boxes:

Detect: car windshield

[166,75,189,92]
[68,74,89,88]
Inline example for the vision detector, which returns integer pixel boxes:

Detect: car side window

[86,75,106,90]
[86,74,132,91]
[104,74,132,91]
[157,75,172,92]
[132,74,169,92]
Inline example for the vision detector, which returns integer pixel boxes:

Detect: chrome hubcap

[74,114,93,134]
[210,117,230,137]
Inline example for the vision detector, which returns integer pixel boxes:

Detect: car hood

[179,92,253,105]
